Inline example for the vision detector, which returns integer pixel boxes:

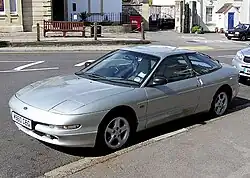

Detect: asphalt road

[0,50,249,178]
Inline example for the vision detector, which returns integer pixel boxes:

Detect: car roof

[120,45,196,59]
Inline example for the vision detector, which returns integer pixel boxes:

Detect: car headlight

[235,51,244,61]
[235,32,240,35]
[49,124,81,130]
[225,30,228,33]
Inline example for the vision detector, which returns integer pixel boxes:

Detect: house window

[10,0,17,13]
[72,3,76,12]
[0,0,4,12]
[206,7,213,23]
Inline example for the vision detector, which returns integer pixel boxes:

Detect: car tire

[227,37,231,40]
[209,89,230,117]
[241,35,247,41]
[95,112,135,152]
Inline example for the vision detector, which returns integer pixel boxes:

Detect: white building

[68,0,122,22]
[240,0,250,23]
[189,0,243,31]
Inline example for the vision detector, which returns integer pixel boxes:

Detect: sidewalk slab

[64,107,250,178]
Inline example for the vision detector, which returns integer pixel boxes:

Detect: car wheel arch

[208,84,232,117]
[94,105,138,150]
[98,105,139,133]
[216,84,233,101]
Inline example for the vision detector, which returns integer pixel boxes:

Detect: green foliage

[191,25,204,34]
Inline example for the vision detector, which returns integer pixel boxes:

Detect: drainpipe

[200,0,203,25]
[181,0,185,33]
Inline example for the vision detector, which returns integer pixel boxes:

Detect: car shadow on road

[239,78,250,86]
[43,96,250,157]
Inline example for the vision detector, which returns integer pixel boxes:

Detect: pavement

[1,30,250,50]
[0,49,249,178]
[65,106,250,178]
[0,31,150,47]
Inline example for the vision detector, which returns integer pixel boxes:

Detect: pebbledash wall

[0,0,52,32]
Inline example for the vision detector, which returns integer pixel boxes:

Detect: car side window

[152,55,194,83]
[186,53,221,75]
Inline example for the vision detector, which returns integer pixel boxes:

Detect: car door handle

[197,78,204,86]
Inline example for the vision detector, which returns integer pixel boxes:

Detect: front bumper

[225,33,240,39]
[232,58,250,78]
[9,95,108,148]
[14,123,97,147]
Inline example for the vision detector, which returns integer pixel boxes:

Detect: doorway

[228,12,234,30]
[52,0,65,21]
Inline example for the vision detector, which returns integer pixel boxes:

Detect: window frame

[206,6,213,23]
[145,54,196,86]
[184,52,222,76]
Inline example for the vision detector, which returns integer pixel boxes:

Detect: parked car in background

[225,23,250,41]
[9,45,239,152]
[232,47,250,80]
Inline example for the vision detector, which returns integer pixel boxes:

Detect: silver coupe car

[9,45,239,151]
[232,47,250,80]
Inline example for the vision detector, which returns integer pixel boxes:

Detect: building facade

[0,0,23,32]
[0,0,122,32]
[0,0,53,32]
[195,0,243,31]
[174,0,243,32]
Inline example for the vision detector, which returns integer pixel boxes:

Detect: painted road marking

[13,61,44,71]
[216,55,235,58]
[0,60,35,63]
[179,46,214,51]
[74,59,96,67]
[0,67,59,73]
[0,60,59,73]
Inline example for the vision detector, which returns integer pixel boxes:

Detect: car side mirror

[151,76,168,86]
[84,61,92,68]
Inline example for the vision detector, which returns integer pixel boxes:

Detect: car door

[185,52,224,113]
[144,54,201,128]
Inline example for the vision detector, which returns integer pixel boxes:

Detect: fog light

[62,125,81,129]
[49,124,81,130]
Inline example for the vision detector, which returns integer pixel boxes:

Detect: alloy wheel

[104,117,130,150]
[214,92,228,116]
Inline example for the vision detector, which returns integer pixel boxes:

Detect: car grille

[243,56,250,63]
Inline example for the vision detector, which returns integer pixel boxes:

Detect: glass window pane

[10,0,16,13]
[187,53,221,75]
[0,0,4,12]
[154,55,193,83]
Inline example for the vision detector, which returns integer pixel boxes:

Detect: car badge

[23,107,28,110]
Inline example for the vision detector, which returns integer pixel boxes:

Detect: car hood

[228,28,245,33]
[240,47,250,56]
[16,75,134,112]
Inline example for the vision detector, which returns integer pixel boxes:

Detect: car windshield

[235,24,249,30]
[76,50,160,86]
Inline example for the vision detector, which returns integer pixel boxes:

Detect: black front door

[52,0,65,21]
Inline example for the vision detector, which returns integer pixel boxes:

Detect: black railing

[84,12,139,25]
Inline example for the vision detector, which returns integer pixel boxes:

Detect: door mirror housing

[84,61,92,68]
[151,76,168,86]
